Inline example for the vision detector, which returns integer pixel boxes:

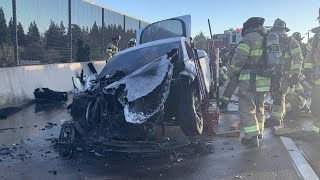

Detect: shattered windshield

[98,40,181,79]
[140,19,185,44]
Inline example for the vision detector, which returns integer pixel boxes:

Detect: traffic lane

[295,139,320,177]
[0,103,300,180]
[283,114,320,177]
[0,102,70,146]
[0,135,300,180]
[152,130,300,180]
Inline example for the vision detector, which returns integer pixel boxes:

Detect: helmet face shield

[273,29,286,39]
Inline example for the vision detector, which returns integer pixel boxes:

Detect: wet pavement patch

[0,107,22,119]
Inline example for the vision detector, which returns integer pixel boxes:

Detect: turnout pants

[239,84,266,138]
[221,77,238,104]
[270,77,291,124]
[285,85,306,112]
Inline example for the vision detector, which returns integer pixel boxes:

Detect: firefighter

[285,83,307,114]
[292,32,307,59]
[127,38,136,48]
[305,8,320,134]
[267,19,303,134]
[290,33,310,113]
[106,34,121,62]
[228,17,268,147]
[219,51,239,111]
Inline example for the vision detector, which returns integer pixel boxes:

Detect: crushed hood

[104,54,173,124]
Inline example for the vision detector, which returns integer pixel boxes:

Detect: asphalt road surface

[0,101,319,180]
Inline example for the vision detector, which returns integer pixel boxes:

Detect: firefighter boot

[264,117,281,128]
[241,136,259,148]
[272,125,297,135]
[312,121,320,134]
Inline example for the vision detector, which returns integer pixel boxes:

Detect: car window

[140,19,185,44]
[98,41,182,79]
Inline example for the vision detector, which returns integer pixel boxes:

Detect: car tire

[177,83,203,136]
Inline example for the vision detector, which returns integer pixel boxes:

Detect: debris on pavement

[234,175,243,179]
[48,170,57,175]
[34,88,68,102]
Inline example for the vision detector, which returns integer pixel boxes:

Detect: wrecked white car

[58,15,217,154]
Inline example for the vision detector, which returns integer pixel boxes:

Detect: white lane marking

[280,136,319,180]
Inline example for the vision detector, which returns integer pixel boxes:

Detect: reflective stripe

[292,63,302,70]
[307,43,312,51]
[221,96,230,102]
[291,48,301,55]
[271,111,282,118]
[312,125,320,133]
[295,84,304,91]
[256,87,270,92]
[250,49,263,57]
[256,76,271,92]
[256,76,269,80]
[304,63,313,69]
[286,103,292,108]
[243,125,259,133]
[106,49,113,52]
[238,43,250,54]
[259,123,264,130]
[238,74,270,91]
[239,74,250,81]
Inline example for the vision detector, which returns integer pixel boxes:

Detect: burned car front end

[58,16,214,154]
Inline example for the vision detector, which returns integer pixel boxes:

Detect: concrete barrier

[0,61,106,107]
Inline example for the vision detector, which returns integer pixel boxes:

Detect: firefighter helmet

[272,18,290,32]
[242,17,265,37]
[128,38,136,47]
[292,32,304,41]
[129,38,136,44]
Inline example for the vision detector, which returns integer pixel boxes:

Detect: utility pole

[68,0,72,62]
[12,0,19,65]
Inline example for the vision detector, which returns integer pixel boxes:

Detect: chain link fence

[0,0,148,67]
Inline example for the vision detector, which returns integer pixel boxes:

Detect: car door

[136,15,191,45]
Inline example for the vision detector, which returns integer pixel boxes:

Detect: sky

[92,0,320,41]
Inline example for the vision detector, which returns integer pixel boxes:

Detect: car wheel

[177,84,203,136]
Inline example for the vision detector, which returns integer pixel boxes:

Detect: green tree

[89,21,102,60]
[8,18,13,44]
[17,22,27,46]
[0,7,8,45]
[26,21,41,44]
[69,24,83,61]
[194,31,209,52]
[45,20,60,49]
[76,39,90,62]
[59,21,66,36]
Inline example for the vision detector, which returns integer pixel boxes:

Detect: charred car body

[59,16,218,153]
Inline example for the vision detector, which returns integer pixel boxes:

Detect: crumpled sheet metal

[104,54,173,124]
